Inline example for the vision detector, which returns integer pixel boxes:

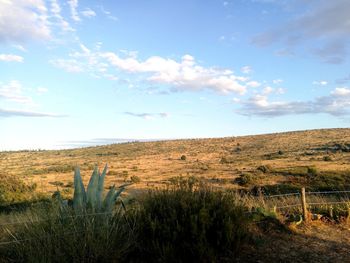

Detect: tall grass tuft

[130,178,250,262]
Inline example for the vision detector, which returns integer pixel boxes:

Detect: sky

[1,0,350,150]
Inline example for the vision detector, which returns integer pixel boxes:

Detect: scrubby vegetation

[0,175,38,206]
[1,129,350,261]
[131,178,249,262]
[0,171,252,262]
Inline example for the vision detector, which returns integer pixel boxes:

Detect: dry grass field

[1,128,350,198]
[1,128,350,262]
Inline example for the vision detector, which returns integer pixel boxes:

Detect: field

[1,128,350,198]
[1,128,350,262]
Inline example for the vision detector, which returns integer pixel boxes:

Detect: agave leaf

[86,166,99,210]
[73,167,86,212]
[114,186,125,201]
[103,185,116,213]
[97,164,108,209]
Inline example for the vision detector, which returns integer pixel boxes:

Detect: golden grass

[1,128,350,197]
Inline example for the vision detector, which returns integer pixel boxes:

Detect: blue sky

[1,0,350,150]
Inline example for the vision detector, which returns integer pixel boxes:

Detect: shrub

[323,156,332,162]
[130,175,141,183]
[180,155,187,161]
[131,182,249,262]
[235,173,254,186]
[257,165,271,173]
[307,167,318,176]
[0,176,37,206]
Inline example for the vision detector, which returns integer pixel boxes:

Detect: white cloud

[231,97,240,103]
[272,79,283,84]
[312,80,328,86]
[99,5,118,21]
[0,0,51,43]
[101,53,246,94]
[81,8,96,18]
[262,86,273,95]
[50,0,74,32]
[241,66,252,74]
[331,87,350,96]
[68,0,80,22]
[124,112,169,120]
[13,44,27,52]
[0,54,23,62]
[0,108,63,118]
[276,87,286,94]
[238,87,350,117]
[246,81,261,88]
[50,59,83,73]
[0,80,33,105]
[53,46,250,95]
[37,87,48,94]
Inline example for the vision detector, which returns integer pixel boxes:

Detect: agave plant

[73,164,127,213]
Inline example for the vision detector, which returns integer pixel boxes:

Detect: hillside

[1,128,350,262]
[1,128,350,197]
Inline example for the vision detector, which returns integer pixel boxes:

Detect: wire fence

[263,189,350,210]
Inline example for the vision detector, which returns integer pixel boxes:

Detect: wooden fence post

[301,187,309,223]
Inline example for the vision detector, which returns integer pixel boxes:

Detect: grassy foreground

[0,179,251,262]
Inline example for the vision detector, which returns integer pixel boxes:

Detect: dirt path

[237,223,350,262]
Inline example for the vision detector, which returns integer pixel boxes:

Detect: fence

[264,187,350,222]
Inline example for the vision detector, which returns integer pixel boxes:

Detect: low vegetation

[1,129,350,261]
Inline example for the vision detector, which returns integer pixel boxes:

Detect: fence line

[265,190,350,199]
[264,192,300,198]
[306,190,350,195]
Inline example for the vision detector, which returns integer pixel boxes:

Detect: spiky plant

[73,164,127,213]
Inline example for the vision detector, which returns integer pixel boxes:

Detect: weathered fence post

[301,187,309,223]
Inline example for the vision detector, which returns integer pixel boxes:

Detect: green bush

[131,182,249,262]
[257,165,271,173]
[236,173,254,186]
[0,176,37,206]
[180,155,187,161]
[130,175,141,183]
[307,167,318,178]
[323,156,332,162]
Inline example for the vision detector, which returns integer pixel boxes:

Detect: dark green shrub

[257,165,271,173]
[307,167,318,176]
[0,176,37,206]
[323,156,332,162]
[235,174,254,186]
[130,175,141,183]
[180,155,187,161]
[131,183,249,262]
